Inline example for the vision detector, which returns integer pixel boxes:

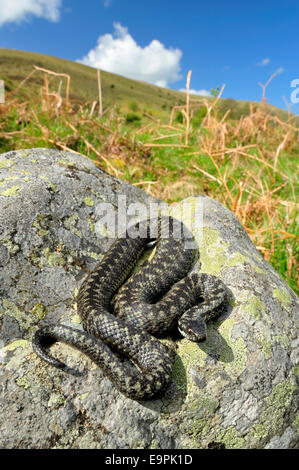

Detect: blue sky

[0,0,298,113]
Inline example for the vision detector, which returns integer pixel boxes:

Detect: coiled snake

[33,216,227,399]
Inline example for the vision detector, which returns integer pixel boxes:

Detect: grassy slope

[1,48,298,125]
[0,48,190,116]
[0,49,298,293]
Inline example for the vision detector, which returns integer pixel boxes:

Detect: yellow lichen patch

[293,414,299,433]
[247,378,297,445]
[71,314,81,324]
[47,393,66,408]
[253,265,266,275]
[58,159,76,167]
[95,222,112,238]
[30,304,47,321]
[84,197,94,207]
[172,338,206,393]
[79,393,89,401]
[217,318,247,378]
[82,251,100,260]
[87,219,95,232]
[39,175,56,192]
[1,299,39,331]
[1,238,19,254]
[1,176,19,183]
[227,252,248,267]
[169,197,202,229]
[273,288,291,309]
[243,296,267,321]
[168,199,256,278]
[113,158,126,169]
[0,159,15,169]
[16,375,31,389]
[163,202,229,274]
[64,213,81,238]
[5,339,28,351]
[272,334,289,348]
[217,426,245,449]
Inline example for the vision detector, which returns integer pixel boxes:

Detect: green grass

[0,49,298,294]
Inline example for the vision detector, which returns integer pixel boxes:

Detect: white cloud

[0,0,62,27]
[77,22,182,87]
[103,0,112,6]
[275,67,284,75]
[256,58,270,66]
[179,88,211,97]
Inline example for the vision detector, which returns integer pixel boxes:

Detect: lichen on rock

[0,148,298,449]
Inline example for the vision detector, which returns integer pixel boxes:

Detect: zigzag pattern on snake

[32,216,227,399]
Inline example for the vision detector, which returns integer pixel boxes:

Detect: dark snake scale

[33,216,227,399]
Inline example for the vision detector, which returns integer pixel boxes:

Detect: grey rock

[0,148,298,449]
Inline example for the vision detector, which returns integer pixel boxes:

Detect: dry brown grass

[0,66,298,291]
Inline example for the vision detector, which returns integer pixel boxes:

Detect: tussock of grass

[0,60,298,294]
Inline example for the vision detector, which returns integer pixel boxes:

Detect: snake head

[178,316,207,343]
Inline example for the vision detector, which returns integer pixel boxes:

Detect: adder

[33,216,226,399]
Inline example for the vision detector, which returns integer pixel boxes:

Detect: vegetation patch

[0,49,298,294]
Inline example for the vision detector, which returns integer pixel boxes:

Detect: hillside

[0,49,298,294]
[1,48,298,125]
[0,48,191,116]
